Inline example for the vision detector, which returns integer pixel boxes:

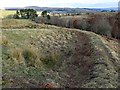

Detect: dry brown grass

[2,35,8,46]
[22,47,38,67]
[9,48,23,64]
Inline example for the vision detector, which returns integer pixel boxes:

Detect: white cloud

[0,0,119,8]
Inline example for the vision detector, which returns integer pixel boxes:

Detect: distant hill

[5,6,118,13]
[5,7,22,10]
[24,6,97,13]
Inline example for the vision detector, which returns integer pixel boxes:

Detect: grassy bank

[2,28,120,88]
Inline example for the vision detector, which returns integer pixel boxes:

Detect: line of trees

[35,13,120,39]
[14,9,38,19]
[41,10,51,20]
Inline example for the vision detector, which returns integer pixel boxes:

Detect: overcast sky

[0,0,119,8]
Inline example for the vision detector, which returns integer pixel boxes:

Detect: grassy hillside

[1,10,120,88]
[1,19,62,29]
[1,19,41,29]
[2,27,120,88]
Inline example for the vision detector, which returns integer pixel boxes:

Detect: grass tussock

[40,52,60,68]
[2,36,8,46]
[22,47,38,67]
[9,48,23,64]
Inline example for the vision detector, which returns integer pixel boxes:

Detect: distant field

[0,10,16,18]
[37,11,42,16]
[61,15,88,19]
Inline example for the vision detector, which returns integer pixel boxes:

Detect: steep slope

[2,28,120,88]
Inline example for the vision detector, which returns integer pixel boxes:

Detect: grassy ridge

[2,28,119,88]
[1,19,40,29]
[1,19,66,29]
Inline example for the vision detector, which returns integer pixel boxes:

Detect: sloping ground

[2,28,120,88]
[1,19,58,29]
[1,19,44,29]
